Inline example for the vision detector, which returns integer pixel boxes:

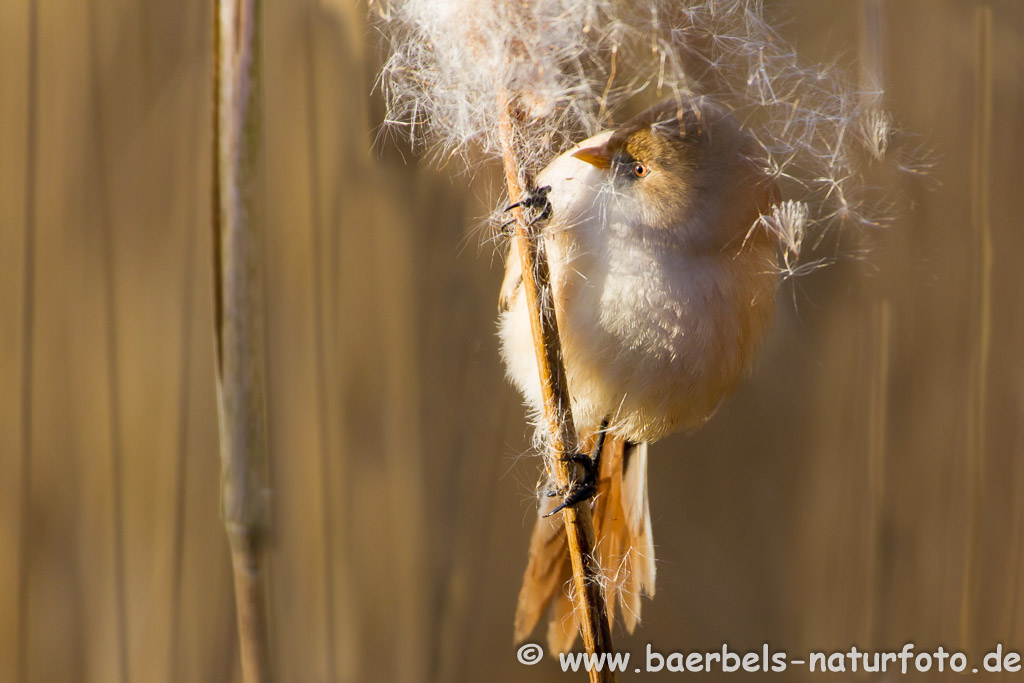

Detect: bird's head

[571,99,775,246]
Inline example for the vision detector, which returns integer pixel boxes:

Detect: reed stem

[303,6,339,678]
[16,1,39,680]
[960,3,993,651]
[497,95,616,683]
[86,1,130,677]
[212,1,272,681]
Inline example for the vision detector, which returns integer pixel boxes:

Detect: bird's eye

[632,163,648,178]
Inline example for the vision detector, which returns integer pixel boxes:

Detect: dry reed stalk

[16,1,39,681]
[212,1,272,681]
[168,216,195,683]
[857,0,888,650]
[863,299,890,647]
[86,1,130,678]
[1007,462,1024,683]
[168,9,205,673]
[302,7,339,679]
[960,2,993,651]
[497,96,616,683]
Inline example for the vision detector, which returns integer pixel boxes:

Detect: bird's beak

[572,144,611,170]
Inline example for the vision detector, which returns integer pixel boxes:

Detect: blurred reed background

[1,0,1023,681]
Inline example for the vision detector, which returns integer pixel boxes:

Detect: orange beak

[572,144,611,169]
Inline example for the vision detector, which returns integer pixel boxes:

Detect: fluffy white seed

[376,0,919,276]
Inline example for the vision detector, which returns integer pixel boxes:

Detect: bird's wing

[498,237,522,313]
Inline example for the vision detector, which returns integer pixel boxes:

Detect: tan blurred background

[1,1,1023,681]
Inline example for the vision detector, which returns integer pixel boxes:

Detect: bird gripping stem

[497,92,617,683]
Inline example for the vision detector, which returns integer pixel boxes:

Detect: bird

[498,97,781,652]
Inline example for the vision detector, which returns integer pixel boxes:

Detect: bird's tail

[514,436,656,653]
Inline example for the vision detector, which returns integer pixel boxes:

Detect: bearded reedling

[500,98,780,651]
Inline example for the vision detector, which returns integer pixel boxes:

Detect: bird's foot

[501,185,552,235]
[543,450,598,518]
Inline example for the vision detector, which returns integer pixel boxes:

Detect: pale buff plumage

[500,99,779,651]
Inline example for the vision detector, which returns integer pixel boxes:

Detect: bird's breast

[499,134,776,442]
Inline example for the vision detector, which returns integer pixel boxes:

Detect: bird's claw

[542,450,599,517]
[501,185,553,235]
